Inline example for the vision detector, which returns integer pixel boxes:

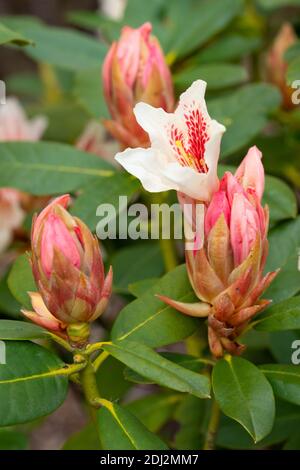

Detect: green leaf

[62,423,101,450]
[0,141,114,195]
[96,356,131,401]
[166,0,243,60]
[102,340,210,399]
[0,430,28,450]
[111,265,198,347]
[126,393,180,433]
[6,72,43,99]
[4,21,107,70]
[0,22,32,46]
[255,296,300,331]
[212,356,275,442]
[260,364,300,406]
[37,101,89,144]
[263,175,297,224]
[208,84,281,157]
[124,352,207,384]
[71,172,139,232]
[174,395,208,450]
[0,320,47,340]
[264,253,300,303]
[287,57,300,85]
[97,401,168,450]
[128,278,159,297]
[265,216,300,272]
[0,274,21,318]
[111,243,164,294]
[8,254,36,309]
[174,63,247,91]
[218,400,300,449]
[73,67,108,119]
[0,341,68,426]
[196,34,261,63]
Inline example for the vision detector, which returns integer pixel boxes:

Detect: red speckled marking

[169,101,209,173]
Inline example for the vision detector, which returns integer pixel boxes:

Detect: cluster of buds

[23,195,112,347]
[159,147,279,357]
[103,22,174,148]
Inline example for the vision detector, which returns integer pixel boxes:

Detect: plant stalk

[203,397,220,450]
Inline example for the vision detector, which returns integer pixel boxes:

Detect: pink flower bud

[102,22,174,148]
[26,195,113,344]
[159,147,279,358]
[235,146,264,201]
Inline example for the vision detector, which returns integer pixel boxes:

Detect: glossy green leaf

[208,84,281,157]
[126,393,180,433]
[103,341,210,399]
[62,423,101,450]
[174,63,247,91]
[287,57,300,85]
[166,0,243,60]
[255,296,300,331]
[265,253,300,303]
[111,244,164,294]
[96,356,131,401]
[213,356,275,442]
[0,320,47,340]
[8,254,36,309]
[97,401,168,450]
[0,22,32,46]
[111,265,198,347]
[0,341,68,426]
[128,278,159,297]
[263,175,297,224]
[265,216,300,272]
[71,172,139,232]
[174,395,208,450]
[260,364,300,406]
[196,34,261,63]
[3,21,107,70]
[73,67,108,119]
[0,141,114,195]
[0,274,21,318]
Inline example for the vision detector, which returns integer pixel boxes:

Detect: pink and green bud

[159,147,279,357]
[102,22,174,148]
[23,195,113,346]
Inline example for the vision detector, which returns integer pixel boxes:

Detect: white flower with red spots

[115,80,226,201]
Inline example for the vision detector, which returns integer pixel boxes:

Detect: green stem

[203,397,220,450]
[159,237,178,272]
[80,359,101,407]
[93,350,110,372]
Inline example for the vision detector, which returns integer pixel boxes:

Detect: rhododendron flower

[0,98,47,141]
[158,146,279,357]
[76,120,118,164]
[267,23,298,110]
[0,189,25,253]
[22,195,113,345]
[103,22,174,148]
[0,98,47,254]
[116,80,226,201]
